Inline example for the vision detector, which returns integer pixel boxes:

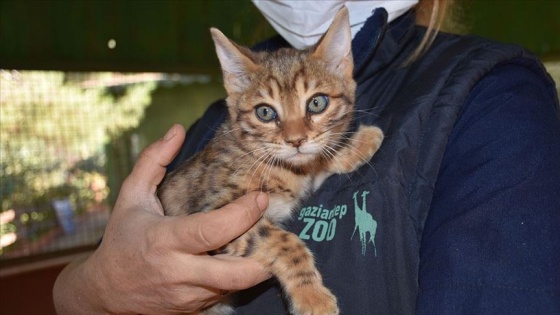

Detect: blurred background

[0,1,559,314]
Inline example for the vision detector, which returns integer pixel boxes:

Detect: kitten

[158,7,383,315]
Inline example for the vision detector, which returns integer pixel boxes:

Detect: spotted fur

[158,8,383,315]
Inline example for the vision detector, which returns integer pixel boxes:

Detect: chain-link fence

[0,70,158,264]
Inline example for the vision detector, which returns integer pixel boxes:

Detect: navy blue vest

[169,9,552,314]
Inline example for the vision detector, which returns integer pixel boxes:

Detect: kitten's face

[211,8,353,167]
[230,50,355,166]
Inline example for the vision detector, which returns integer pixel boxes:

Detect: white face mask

[252,0,418,49]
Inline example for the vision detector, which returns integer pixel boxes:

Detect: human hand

[53,124,270,314]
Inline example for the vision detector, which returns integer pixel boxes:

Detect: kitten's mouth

[281,146,320,165]
[286,154,314,165]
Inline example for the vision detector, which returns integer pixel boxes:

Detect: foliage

[0,70,156,253]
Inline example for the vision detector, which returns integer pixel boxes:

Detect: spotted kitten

[158,7,383,315]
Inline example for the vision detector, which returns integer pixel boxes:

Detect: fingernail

[255,192,269,213]
[163,125,177,141]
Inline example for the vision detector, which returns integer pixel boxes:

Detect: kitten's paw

[290,285,339,315]
[354,125,383,163]
[329,125,384,174]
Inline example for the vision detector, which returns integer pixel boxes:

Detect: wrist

[53,254,108,314]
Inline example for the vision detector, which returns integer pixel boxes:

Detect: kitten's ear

[210,28,259,94]
[312,7,353,77]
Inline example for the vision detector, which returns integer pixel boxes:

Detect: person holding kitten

[54,0,560,314]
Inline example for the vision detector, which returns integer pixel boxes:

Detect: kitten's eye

[307,95,329,114]
[255,105,277,122]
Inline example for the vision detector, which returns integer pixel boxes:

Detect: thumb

[122,124,186,197]
[165,192,269,254]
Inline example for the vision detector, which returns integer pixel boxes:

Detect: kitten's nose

[285,136,307,148]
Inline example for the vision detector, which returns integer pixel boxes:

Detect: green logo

[351,191,378,256]
[296,190,378,257]
[298,204,348,242]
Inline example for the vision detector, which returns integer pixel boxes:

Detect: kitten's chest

[265,193,306,224]
[262,173,315,223]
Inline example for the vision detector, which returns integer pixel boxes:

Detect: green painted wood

[1,0,558,72]
[467,0,560,59]
[0,0,275,72]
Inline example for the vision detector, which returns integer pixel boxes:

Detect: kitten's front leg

[328,125,384,174]
[239,220,339,315]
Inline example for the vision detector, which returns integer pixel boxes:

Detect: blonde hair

[406,0,464,64]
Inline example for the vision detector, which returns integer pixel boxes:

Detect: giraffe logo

[351,191,378,256]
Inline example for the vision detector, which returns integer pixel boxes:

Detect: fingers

[166,192,269,253]
[183,255,271,291]
[125,124,186,195]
